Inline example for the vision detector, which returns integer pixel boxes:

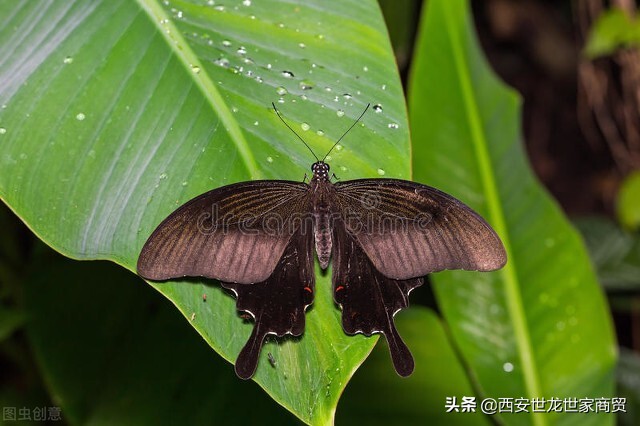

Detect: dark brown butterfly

[137,104,506,379]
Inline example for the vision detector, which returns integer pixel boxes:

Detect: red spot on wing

[335,285,344,293]
[304,286,312,294]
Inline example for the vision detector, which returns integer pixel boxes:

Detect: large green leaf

[409,1,617,425]
[0,1,409,424]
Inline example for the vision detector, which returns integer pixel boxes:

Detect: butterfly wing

[222,219,315,379]
[332,218,422,377]
[334,179,506,280]
[137,180,310,284]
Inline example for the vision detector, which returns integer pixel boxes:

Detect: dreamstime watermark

[2,406,62,422]
[195,202,435,237]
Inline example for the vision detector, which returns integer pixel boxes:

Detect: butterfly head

[311,161,330,181]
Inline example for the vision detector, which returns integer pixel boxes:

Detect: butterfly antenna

[322,103,370,162]
[272,102,319,162]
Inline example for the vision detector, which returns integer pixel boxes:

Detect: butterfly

[137,104,506,379]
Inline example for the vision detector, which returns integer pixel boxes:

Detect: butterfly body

[310,161,335,269]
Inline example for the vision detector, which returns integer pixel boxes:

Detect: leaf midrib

[442,3,545,426]
[136,0,261,179]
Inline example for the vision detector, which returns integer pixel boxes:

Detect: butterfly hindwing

[334,179,506,280]
[332,219,423,377]
[222,219,315,379]
[137,181,310,283]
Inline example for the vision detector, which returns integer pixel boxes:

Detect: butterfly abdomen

[314,204,333,269]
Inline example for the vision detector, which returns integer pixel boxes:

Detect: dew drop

[214,57,229,67]
[324,86,332,92]
[381,84,387,90]
[377,168,385,176]
[281,70,295,78]
[222,40,231,47]
[63,56,73,64]
[266,156,273,163]
[336,109,345,117]
[242,0,251,5]
[335,144,343,151]
[503,362,514,373]
[373,104,383,113]
[276,86,288,95]
[363,66,368,72]
[299,80,314,90]
[231,106,238,112]
[387,123,399,129]
[339,165,347,172]
[182,181,188,186]
[213,5,225,11]
[253,121,259,126]
[237,46,247,55]
[0,127,6,134]
[300,122,310,131]
[255,76,263,83]
[316,129,324,136]
[159,173,168,180]
[76,113,86,121]
[190,64,201,74]
[298,42,306,49]
[342,93,352,100]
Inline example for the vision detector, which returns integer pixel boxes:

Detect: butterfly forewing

[137,181,310,283]
[334,179,506,280]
